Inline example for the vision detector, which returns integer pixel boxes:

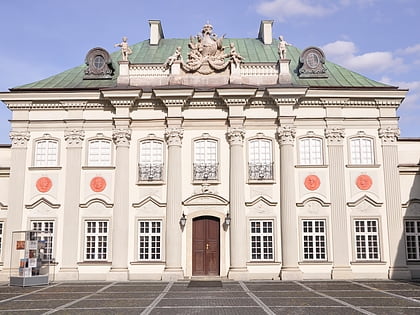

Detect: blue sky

[0,0,419,143]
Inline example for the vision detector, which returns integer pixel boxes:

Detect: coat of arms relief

[164,23,244,75]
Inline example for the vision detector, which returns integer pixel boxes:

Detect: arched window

[350,137,374,165]
[193,138,218,181]
[88,139,112,166]
[248,138,273,180]
[34,139,58,167]
[139,139,164,181]
[299,137,323,165]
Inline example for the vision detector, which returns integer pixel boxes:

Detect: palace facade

[0,20,419,281]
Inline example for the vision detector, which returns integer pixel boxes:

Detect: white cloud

[256,0,338,21]
[322,40,406,75]
[398,43,420,55]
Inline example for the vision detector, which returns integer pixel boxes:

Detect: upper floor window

[248,138,273,180]
[139,139,164,181]
[350,137,374,165]
[88,139,112,166]
[193,138,218,181]
[34,139,58,167]
[299,137,323,165]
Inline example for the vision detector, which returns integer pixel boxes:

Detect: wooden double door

[192,216,220,276]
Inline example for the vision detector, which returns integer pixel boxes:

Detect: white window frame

[299,137,323,165]
[87,139,112,166]
[34,138,59,167]
[248,138,273,181]
[405,220,420,260]
[31,220,55,261]
[139,139,164,182]
[250,220,274,261]
[138,220,162,261]
[354,219,380,261]
[350,137,374,165]
[193,137,219,181]
[301,219,327,261]
[84,220,109,261]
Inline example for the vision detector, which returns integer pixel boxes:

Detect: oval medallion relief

[90,176,106,192]
[304,175,321,191]
[356,175,372,190]
[36,177,52,193]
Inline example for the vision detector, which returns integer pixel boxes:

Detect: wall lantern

[224,213,231,226]
[179,213,187,228]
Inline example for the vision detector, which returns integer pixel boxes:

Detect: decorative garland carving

[112,128,132,146]
[227,127,245,145]
[378,127,400,143]
[64,129,85,146]
[325,127,345,144]
[165,128,184,146]
[9,131,30,147]
[276,126,296,145]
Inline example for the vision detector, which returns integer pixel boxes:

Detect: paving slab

[270,306,364,315]
[149,306,267,315]
[260,296,343,307]
[340,296,420,307]
[70,298,155,308]
[363,307,420,315]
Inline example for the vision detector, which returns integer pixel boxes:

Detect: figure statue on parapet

[229,42,245,67]
[278,35,291,59]
[114,36,132,62]
[164,46,183,69]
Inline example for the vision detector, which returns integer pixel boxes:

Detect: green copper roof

[13,38,389,90]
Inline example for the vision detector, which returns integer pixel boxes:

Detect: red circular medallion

[36,177,52,193]
[304,175,321,191]
[356,175,372,190]
[90,176,106,192]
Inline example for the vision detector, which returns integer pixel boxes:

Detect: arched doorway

[192,216,220,276]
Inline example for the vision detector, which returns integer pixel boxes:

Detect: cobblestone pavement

[0,280,419,314]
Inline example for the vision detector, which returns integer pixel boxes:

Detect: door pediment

[183,193,229,206]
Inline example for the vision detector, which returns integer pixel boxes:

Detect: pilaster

[325,127,353,279]
[59,128,84,280]
[277,125,302,280]
[3,131,30,273]
[379,127,411,279]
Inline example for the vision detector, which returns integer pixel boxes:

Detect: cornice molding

[296,196,330,207]
[183,193,229,206]
[132,196,166,208]
[347,195,383,208]
[25,197,61,209]
[245,196,277,207]
[80,198,113,208]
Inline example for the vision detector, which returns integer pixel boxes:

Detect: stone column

[325,127,352,279]
[162,127,184,280]
[277,125,302,280]
[108,127,131,280]
[3,131,30,271]
[379,127,411,279]
[227,127,248,280]
[59,129,84,280]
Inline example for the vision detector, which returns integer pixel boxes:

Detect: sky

[0,0,419,143]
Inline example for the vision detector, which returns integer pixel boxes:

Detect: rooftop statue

[114,36,132,62]
[169,23,243,74]
[164,46,183,69]
[278,35,291,59]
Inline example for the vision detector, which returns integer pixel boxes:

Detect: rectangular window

[405,220,420,260]
[35,140,58,166]
[299,138,323,165]
[139,221,162,261]
[302,220,327,261]
[350,138,374,164]
[31,220,54,261]
[250,220,274,261]
[354,219,380,261]
[85,221,108,261]
[139,140,164,181]
[248,139,273,180]
[88,140,112,166]
[193,139,218,180]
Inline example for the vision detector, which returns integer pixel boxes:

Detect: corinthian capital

[276,125,296,145]
[64,129,85,147]
[325,127,345,145]
[165,128,184,146]
[378,127,400,144]
[227,127,245,145]
[112,128,132,146]
[9,131,30,148]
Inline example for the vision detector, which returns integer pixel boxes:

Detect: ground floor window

[354,219,380,261]
[302,219,327,261]
[85,221,108,261]
[31,220,54,261]
[0,222,3,258]
[139,220,162,261]
[405,220,420,260]
[250,220,274,261]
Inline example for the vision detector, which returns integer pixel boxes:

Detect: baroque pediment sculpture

[164,23,244,75]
